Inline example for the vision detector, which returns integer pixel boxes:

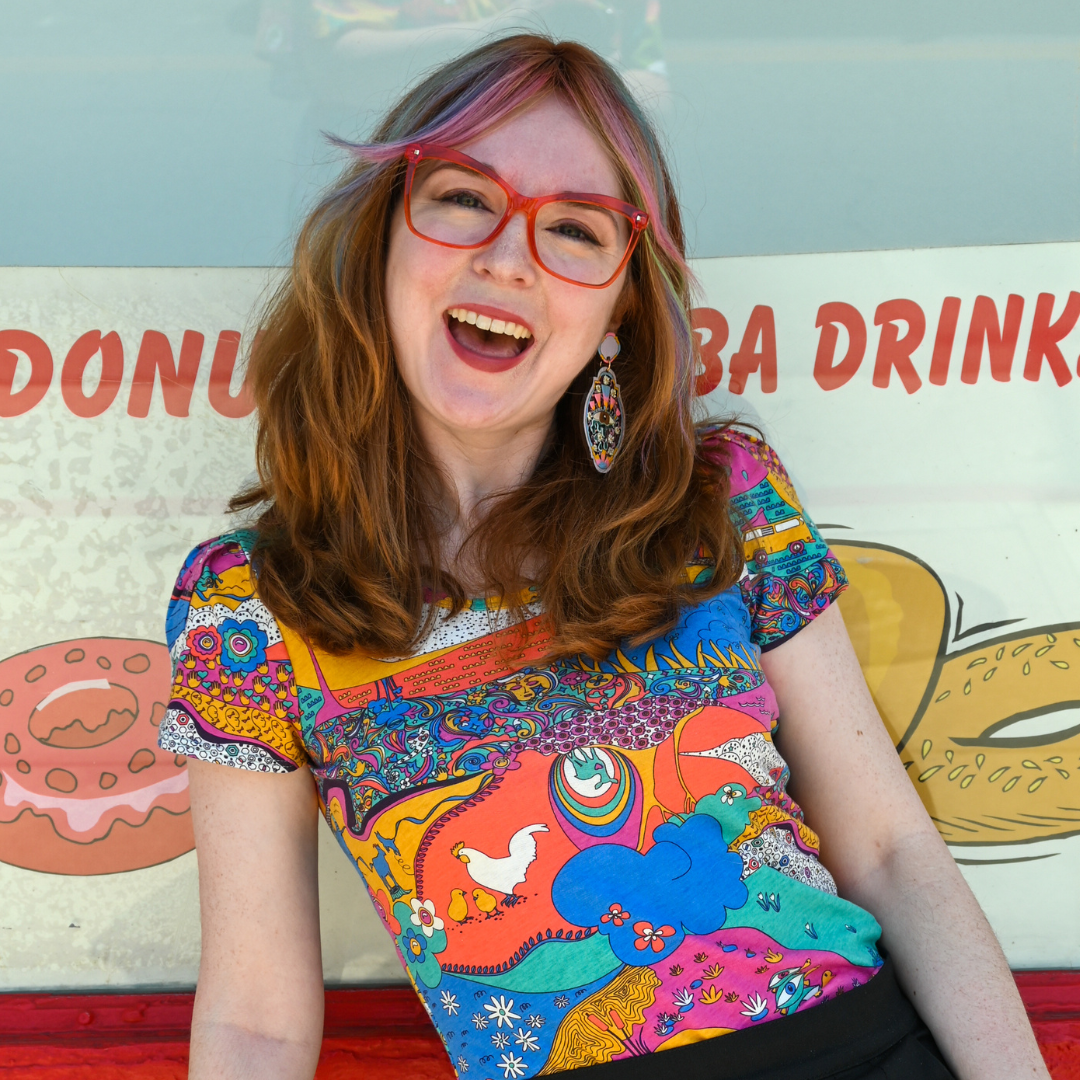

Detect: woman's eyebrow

[423,161,488,179]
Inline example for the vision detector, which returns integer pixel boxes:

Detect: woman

[160,35,1047,1080]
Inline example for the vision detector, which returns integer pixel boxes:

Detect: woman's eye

[550,221,600,245]
[440,188,489,211]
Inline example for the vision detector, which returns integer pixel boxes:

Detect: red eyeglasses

[402,143,649,289]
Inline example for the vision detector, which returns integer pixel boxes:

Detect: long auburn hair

[233,33,743,659]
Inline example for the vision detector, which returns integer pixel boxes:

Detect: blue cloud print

[551,812,748,965]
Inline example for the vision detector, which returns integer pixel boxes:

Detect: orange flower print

[600,903,631,927]
[633,921,676,952]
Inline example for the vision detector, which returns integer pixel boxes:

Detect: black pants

[553,958,955,1080]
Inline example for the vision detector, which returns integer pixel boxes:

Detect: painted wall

[0,268,396,989]
[694,243,1080,969]
[1,245,1076,989]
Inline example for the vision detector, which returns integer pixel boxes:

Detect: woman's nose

[471,211,538,285]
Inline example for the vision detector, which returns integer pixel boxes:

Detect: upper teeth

[449,308,532,339]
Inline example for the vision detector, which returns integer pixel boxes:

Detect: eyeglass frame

[402,143,650,290]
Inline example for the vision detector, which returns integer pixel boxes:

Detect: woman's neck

[415,407,552,518]
[413,405,554,585]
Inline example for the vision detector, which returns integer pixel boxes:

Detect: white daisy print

[483,994,521,1028]
[498,1051,527,1078]
[513,1027,540,1052]
[440,990,459,1015]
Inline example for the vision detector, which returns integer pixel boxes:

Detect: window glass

[3,0,1078,266]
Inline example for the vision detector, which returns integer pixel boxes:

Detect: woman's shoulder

[165,529,260,651]
[161,528,308,774]
[697,423,794,501]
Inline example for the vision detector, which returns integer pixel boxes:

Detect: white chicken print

[451,824,548,907]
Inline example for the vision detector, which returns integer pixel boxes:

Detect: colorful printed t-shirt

[160,431,882,1078]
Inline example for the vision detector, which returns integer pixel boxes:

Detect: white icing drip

[1,768,189,833]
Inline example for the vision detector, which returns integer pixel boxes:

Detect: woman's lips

[445,313,533,373]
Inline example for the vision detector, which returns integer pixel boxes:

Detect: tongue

[449,318,524,359]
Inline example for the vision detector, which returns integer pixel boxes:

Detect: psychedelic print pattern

[160,431,883,1077]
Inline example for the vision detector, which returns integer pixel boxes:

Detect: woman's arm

[761,602,1048,1080]
[187,759,325,1080]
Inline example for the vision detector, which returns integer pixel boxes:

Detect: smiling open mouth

[446,308,533,360]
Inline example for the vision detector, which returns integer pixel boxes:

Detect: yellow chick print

[472,888,498,917]
[447,888,469,924]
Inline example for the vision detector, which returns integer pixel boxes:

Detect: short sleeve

[158,530,309,773]
[706,429,847,651]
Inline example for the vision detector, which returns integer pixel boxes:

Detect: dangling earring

[583,332,625,474]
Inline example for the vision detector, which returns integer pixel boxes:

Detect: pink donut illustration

[0,637,193,874]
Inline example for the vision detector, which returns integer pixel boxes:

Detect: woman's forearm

[842,828,1048,1080]
[186,761,325,1080]
[188,1017,322,1080]
[763,606,1050,1079]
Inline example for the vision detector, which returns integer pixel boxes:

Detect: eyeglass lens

[408,159,633,286]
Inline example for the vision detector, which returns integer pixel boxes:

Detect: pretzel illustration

[834,542,1080,847]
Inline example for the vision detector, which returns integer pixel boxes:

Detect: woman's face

[385,96,627,445]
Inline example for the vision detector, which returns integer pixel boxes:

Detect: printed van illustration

[736,470,817,571]
[742,514,814,568]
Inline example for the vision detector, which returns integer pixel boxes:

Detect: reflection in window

[1,1,1077,264]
